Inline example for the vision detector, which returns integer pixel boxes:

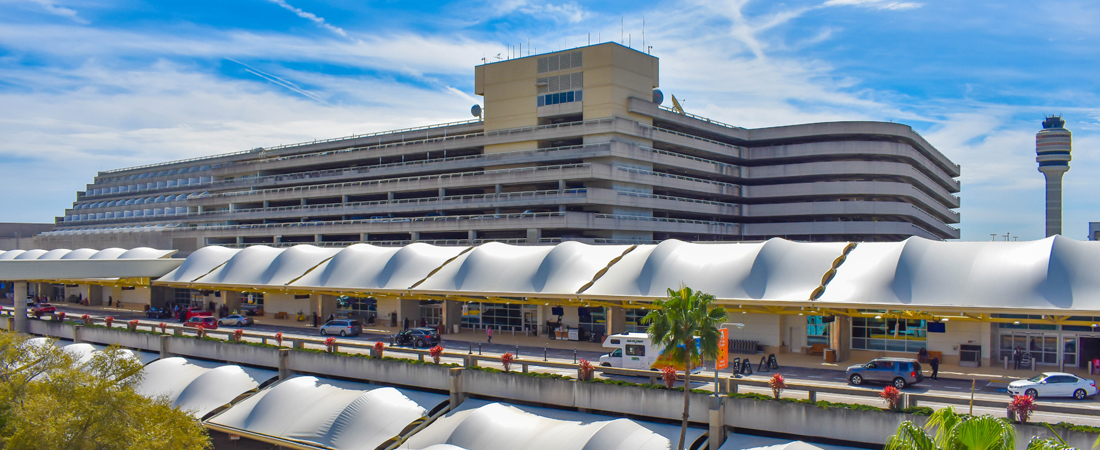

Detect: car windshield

[1027,374,1046,382]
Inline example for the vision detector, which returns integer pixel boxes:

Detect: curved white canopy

[403,399,703,450]
[0,247,179,281]
[717,433,860,450]
[818,236,1100,311]
[208,375,447,450]
[291,243,469,292]
[191,245,340,288]
[583,239,848,301]
[413,241,633,296]
[135,357,276,419]
[156,246,240,285]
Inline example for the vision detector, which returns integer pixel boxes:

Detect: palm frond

[886,421,937,450]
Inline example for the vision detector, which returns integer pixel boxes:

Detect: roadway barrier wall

[288,351,452,391]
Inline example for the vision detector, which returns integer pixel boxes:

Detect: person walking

[403,317,410,331]
[486,326,493,344]
[107,296,112,307]
[1013,347,1022,370]
[327,313,335,324]
[929,356,940,380]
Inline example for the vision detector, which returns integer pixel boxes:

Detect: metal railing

[614,190,739,208]
[193,211,569,232]
[262,119,482,151]
[593,214,738,228]
[615,166,741,189]
[658,105,746,131]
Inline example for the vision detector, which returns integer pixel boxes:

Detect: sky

[0,0,1098,241]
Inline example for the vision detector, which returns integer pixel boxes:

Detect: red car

[180,308,213,322]
[183,316,218,330]
[31,303,56,315]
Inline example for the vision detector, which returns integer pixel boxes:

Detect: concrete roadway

[25,303,1100,427]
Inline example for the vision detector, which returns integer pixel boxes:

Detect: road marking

[945,386,962,389]
[807,375,823,378]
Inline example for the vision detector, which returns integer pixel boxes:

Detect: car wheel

[849,374,863,385]
[601,363,611,367]
[340,330,346,337]
[416,339,425,348]
[236,321,243,327]
[1074,389,1087,400]
[893,378,907,390]
[1025,388,1038,398]
[320,329,327,336]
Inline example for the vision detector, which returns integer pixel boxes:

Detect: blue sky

[1,0,1098,241]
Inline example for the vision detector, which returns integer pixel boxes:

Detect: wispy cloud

[226,59,330,105]
[265,0,347,37]
[821,0,922,11]
[23,0,88,24]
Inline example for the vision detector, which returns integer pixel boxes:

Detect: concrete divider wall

[288,351,452,391]
[462,368,576,406]
[725,396,923,445]
[167,337,281,368]
[575,381,711,423]
[78,326,162,352]
[27,320,75,340]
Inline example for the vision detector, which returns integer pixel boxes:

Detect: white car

[1007,372,1097,400]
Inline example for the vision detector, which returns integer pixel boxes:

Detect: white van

[598,332,702,372]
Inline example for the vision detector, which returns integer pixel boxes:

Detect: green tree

[887,407,1016,450]
[642,286,727,450]
[0,332,210,450]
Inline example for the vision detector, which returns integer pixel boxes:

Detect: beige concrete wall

[476,56,539,132]
[265,293,309,318]
[581,44,658,126]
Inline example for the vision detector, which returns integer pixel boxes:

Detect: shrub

[429,345,443,364]
[195,325,205,338]
[274,332,283,347]
[56,311,66,322]
[768,373,787,399]
[578,359,595,381]
[127,319,139,330]
[373,341,385,358]
[661,366,678,389]
[34,310,42,319]
[81,314,92,325]
[1009,394,1036,423]
[880,386,902,410]
[158,322,167,333]
[501,352,515,372]
[104,317,114,328]
[324,337,337,352]
[233,329,244,342]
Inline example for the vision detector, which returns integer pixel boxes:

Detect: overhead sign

[717,328,729,370]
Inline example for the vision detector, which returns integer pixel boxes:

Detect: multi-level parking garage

[38,42,959,253]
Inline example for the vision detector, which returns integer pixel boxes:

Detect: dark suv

[846,357,923,389]
[391,327,441,348]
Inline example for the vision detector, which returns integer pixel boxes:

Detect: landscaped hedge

[726,392,935,416]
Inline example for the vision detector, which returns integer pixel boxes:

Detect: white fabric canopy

[290,243,469,292]
[135,357,276,419]
[0,248,174,261]
[209,375,447,450]
[717,433,860,450]
[818,236,1100,311]
[191,245,340,288]
[403,399,704,450]
[583,239,848,301]
[413,242,632,295]
[155,245,240,284]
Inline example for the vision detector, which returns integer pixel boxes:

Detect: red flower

[56,312,66,322]
[429,345,444,364]
[274,332,284,347]
[1009,394,1037,423]
[324,337,337,352]
[373,341,385,358]
[879,386,902,409]
[500,352,515,372]
[234,329,244,341]
[661,366,678,388]
[578,359,595,381]
[768,373,787,399]
[158,322,167,333]
[104,317,114,327]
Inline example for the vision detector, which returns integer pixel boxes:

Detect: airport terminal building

[35,42,960,253]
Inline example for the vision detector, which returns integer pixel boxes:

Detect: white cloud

[20,0,87,23]
[265,0,347,37]
[821,0,922,11]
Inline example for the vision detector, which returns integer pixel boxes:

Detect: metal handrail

[615,166,741,189]
[192,212,568,231]
[195,189,587,217]
[593,214,738,227]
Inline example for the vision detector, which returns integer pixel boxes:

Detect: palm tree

[887,407,1016,450]
[642,286,727,450]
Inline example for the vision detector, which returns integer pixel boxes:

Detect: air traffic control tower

[1036,116,1072,237]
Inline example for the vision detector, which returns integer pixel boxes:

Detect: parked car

[179,308,212,322]
[846,357,924,389]
[319,319,362,336]
[146,307,173,319]
[218,314,254,327]
[183,316,218,330]
[391,327,441,348]
[31,303,56,315]
[1008,372,1098,400]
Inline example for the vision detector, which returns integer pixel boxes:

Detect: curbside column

[159,335,171,359]
[449,368,465,408]
[292,339,305,350]
[7,317,13,332]
[709,396,727,450]
[278,349,291,380]
[73,325,83,343]
[807,389,817,402]
[13,281,28,334]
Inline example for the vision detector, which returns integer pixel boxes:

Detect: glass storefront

[337,296,376,323]
[461,303,536,331]
[578,307,606,339]
[851,317,926,352]
[625,308,650,333]
[419,300,442,326]
[807,315,831,346]
[995,315,1100,367]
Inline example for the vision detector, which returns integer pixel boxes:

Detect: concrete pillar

[443,300,463,335]
[341,195,348,203]
[387,192,395,201]
[318,295,338,323]
[73,325,83,343]
[263,201,270,208]
[314,235,322,243]
[449,368,465,407]
[526,228,541,244]
[236,236,244,244]
[273,236,282,243]
[197,205,204,214]
[438,188,446,197]
[606,307,627,335]
[410,231,420,241]
[708,397,726,450]
[13,281,27,334]
[359,233,369,242]
[159,335,171,359]
[467,230,477,244]
[558,180,566,190]
[229,203,238,211]
[495,184,502,194]
[301,198,307,205]
[279,349,291,380]
[830,315,852,362]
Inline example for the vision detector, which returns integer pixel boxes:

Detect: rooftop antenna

[621,17,624,44]
[642,17,645,50]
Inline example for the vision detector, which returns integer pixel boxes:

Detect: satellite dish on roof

[652,89,664,106]
[471,104,482,117]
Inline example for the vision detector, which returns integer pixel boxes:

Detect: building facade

[37,43,960,253]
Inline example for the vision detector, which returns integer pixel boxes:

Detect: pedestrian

[929,356,939,380]
[107,296,112,307]
[327,313,335,324]
[486,326,493,344]
[1013,347,1022,370]
[403,317,409,331]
